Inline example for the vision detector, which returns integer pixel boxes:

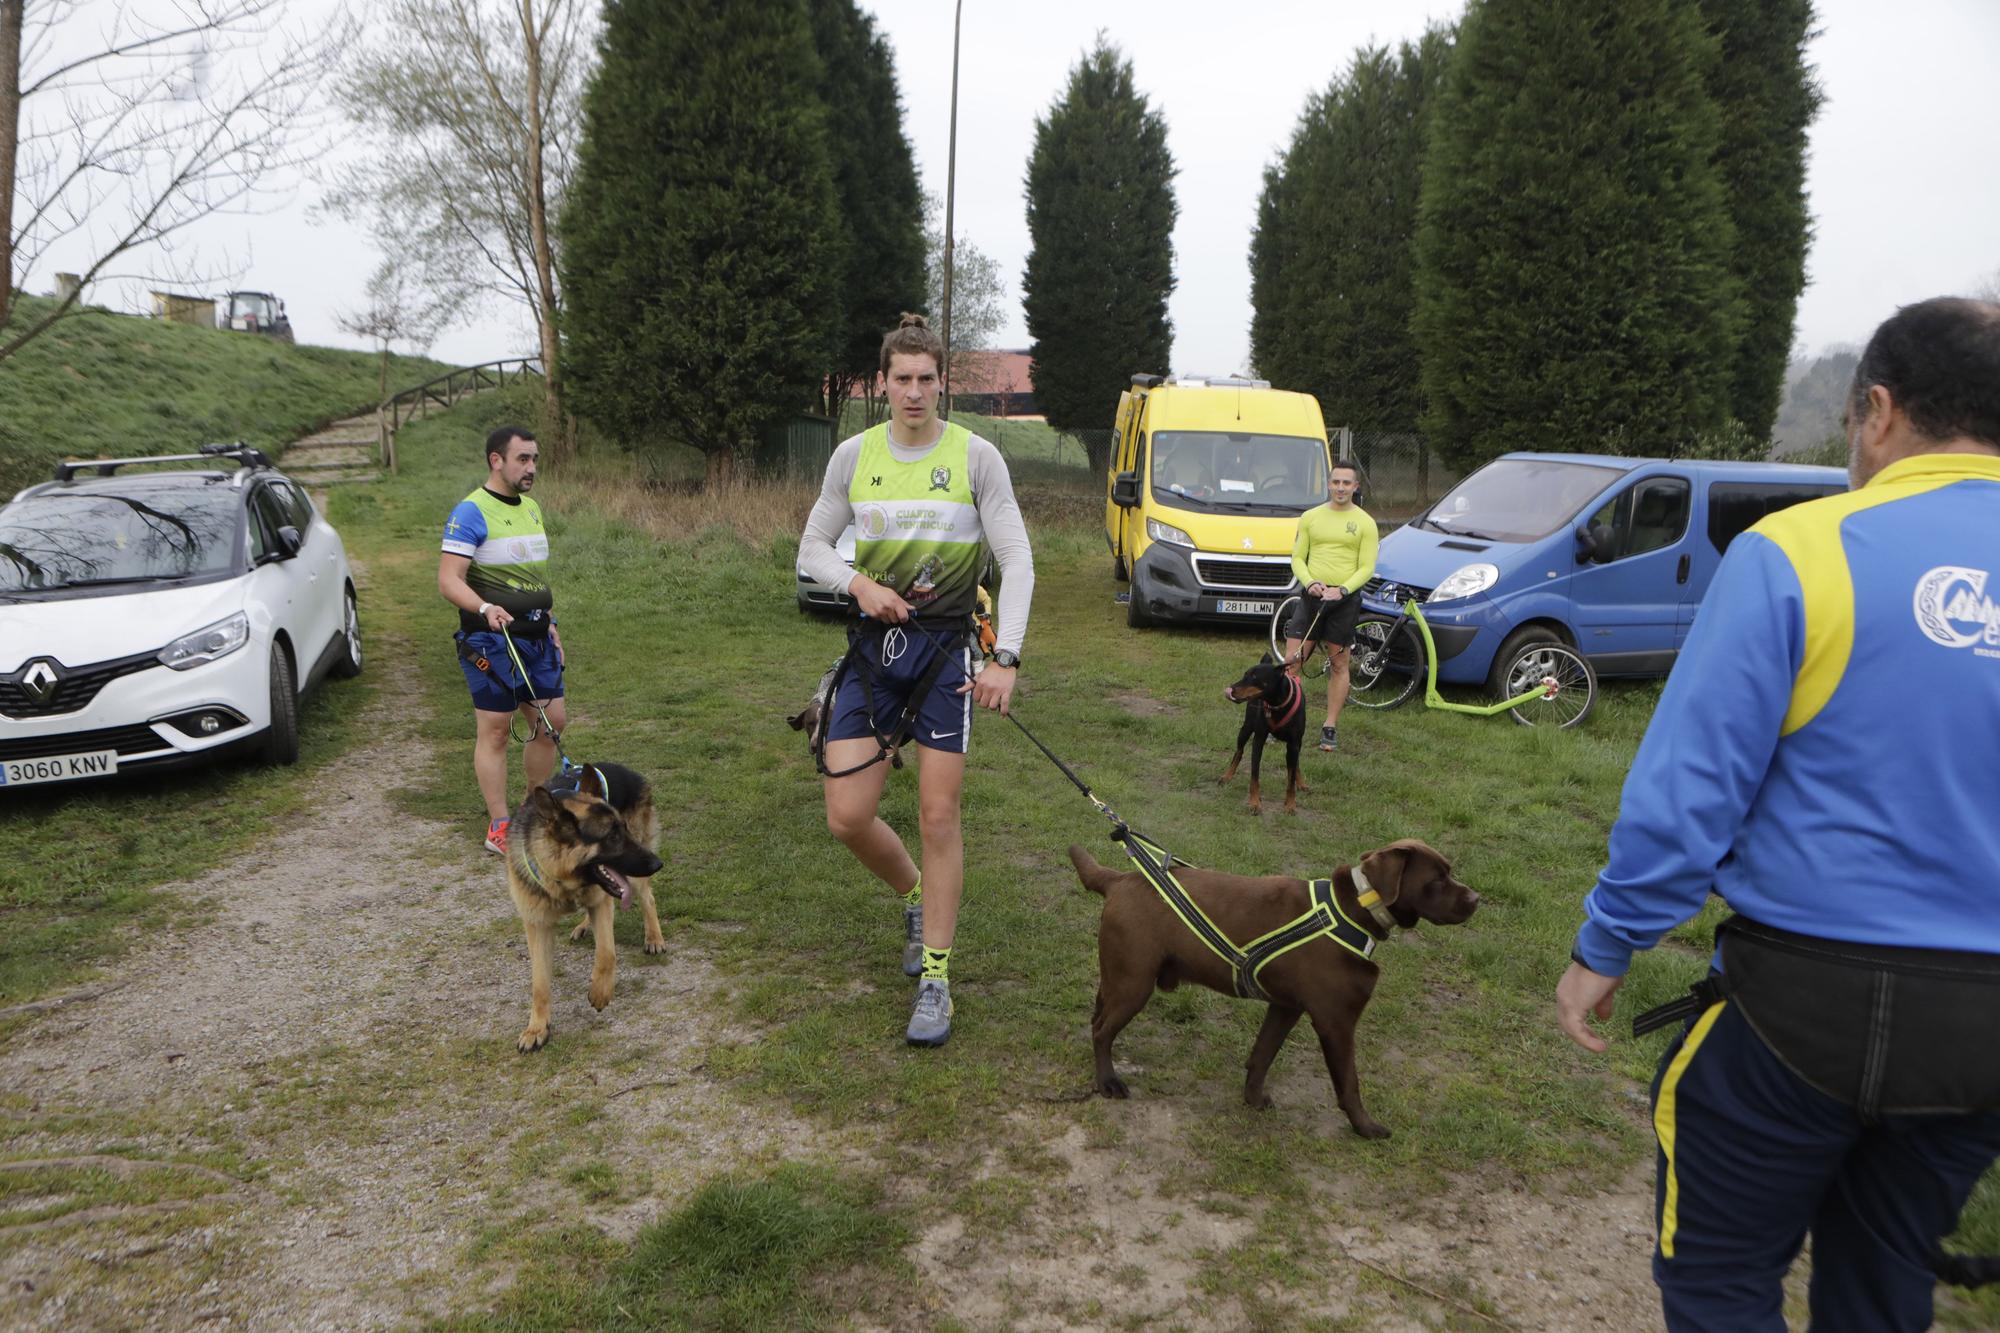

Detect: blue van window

[1706,481,1846,555]
[1583,476,1689,562]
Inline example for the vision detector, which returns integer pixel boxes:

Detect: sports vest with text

[447,487,553,633]
[849,423,983,618]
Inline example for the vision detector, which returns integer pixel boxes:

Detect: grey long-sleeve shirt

[799,429,1035,656]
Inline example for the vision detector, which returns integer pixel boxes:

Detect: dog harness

[808,617,969,778]
[1116,827,1386,1004]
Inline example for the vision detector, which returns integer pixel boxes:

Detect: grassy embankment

[0,300,449,1006]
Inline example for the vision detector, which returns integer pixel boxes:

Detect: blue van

[1359,453,1848,692]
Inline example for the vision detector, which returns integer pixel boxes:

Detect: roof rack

[1166,374,1271,390]
[52,443,273,482]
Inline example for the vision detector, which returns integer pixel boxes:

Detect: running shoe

[484,816,510,856]
[906,978,952,1047]
[1318,726,1338,753]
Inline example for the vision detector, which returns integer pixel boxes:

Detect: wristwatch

[992,649,1020,669]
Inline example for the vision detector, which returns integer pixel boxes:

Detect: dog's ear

[528,784,566,825]
[1259,650,1277,667]
[575,765,608,800]
[1357,845,1410,904]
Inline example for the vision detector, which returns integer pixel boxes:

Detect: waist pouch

[458,608,551,637]
[1718,916,2000,1118]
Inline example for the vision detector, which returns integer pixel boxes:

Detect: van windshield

[1148,431,1328,516]
[1414,458,1621,543]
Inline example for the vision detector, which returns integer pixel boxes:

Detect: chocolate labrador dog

[1067,838,1479,1138]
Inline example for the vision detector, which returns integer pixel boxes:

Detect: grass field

[5,376,1996,1325]
[0,293,451,498]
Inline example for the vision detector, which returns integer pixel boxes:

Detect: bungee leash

[495,624,584,780]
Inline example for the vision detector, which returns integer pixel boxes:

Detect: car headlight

[159,612,250,669]
[1146,517,1195,548]
[1429,563,1498,603]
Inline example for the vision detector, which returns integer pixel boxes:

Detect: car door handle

[1676,554,1690,584]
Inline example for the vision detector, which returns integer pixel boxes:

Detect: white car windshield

[0,486,241,592]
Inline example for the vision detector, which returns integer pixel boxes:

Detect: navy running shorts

[456,628,564,713]
[826,624,974,755]
[1286,591,1361,647]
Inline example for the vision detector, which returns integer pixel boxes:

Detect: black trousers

[1649,998,2000,1331]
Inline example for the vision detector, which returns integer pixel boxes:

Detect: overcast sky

[31,0,2000,385]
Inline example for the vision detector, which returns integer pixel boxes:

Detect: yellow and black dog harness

[1115,826,1386,1003]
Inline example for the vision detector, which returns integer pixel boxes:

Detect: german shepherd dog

[506,762,664,1052]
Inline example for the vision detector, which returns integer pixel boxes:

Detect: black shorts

[1286,592,1360,647]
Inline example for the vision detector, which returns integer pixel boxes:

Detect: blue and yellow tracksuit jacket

[1575,453,2000,976]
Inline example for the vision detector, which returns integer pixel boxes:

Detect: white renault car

[0,445,363,789]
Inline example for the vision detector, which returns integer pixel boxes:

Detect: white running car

[0,446,363,788]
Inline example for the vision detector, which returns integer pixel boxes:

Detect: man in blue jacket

[1555,297,2000,1331]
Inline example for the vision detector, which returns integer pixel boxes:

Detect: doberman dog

[1220,655,1308,814]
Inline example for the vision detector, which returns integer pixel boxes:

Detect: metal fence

[753,413,836,477]
[1334,427,1458,525]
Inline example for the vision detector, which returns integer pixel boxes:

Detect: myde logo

[1913,566,2000,656]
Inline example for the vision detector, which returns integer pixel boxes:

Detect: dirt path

[0,629,1665,1332]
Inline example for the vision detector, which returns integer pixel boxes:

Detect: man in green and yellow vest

[438,424,564,857]
[1283,460,1379,752]
[798,314,1036,1048]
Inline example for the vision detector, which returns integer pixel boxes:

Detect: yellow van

[1105,374,1333,627]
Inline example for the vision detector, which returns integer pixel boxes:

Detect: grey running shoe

[1318,725,1338,752]
[906,978,952,1047]
[902,903,924,977]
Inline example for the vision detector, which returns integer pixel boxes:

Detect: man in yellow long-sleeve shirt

[1283,460,1379,751]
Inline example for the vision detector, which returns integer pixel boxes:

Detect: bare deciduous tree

[0,0,341,362]
[334,254,455,471]
[323,0,591,455]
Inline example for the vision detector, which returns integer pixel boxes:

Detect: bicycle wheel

[1346,617,1423,710]
[1267,595,1332,679]
[1499,638,1596,729]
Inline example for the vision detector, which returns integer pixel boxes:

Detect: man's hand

[849,576,912,623]
[1307,581,1327,598]
[483,603,514,631]
[964,663,1017,714]
[1327,585,1345,601]
[1556,961,1623,1053]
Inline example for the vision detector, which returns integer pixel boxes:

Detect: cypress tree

[1412,0,1743,470]
[808,0,925,420]
[1698,0,1823,446]
[562,0,837,485]
[1022,38,1177,472]
[1250,28,1452,426]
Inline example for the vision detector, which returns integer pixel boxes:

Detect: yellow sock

[902,876,922,908]
[921,945,950,981]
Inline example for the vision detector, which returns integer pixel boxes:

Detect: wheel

[263,642,301,764]
[1346,617,1424,710]
[1493,631,1596,729]
[332,586,364,678]
[1267,595,1332,679]
[1126,585,1155,628]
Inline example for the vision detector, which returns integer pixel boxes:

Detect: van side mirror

[1575,524,1606,564]
[1111,471,1140,508]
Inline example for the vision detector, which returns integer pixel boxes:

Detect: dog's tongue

[602,866,632,909]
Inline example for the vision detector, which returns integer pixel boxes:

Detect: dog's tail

[1068,844,1118,897]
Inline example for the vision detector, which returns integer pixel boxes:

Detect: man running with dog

[1283,459,1378,753]
[438,424,564,857]
[1556,296,2000,1331]
[797,313,1035,1048]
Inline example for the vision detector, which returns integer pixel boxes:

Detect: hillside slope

[0,294,453,496]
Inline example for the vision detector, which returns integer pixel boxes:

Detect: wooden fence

[378,358,544,472]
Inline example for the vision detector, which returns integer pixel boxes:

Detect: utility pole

[940,0,962,419]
